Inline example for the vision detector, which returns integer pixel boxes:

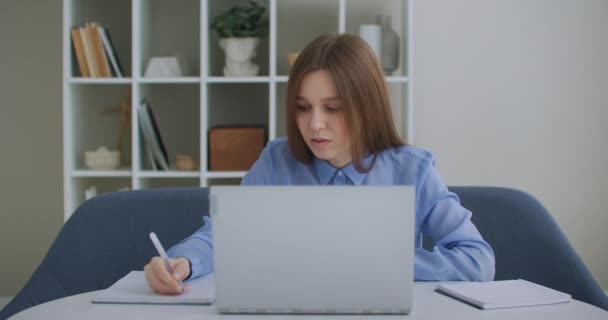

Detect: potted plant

[210,0,269,77]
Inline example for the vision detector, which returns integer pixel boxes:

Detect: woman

[144,33,495,295]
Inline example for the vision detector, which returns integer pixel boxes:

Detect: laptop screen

[210,185,414,314]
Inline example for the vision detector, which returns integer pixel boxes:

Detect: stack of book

[71,22,124,78]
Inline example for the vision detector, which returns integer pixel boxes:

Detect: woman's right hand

[144,256,191,295]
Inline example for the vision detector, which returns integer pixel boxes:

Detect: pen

[149,232,175,275]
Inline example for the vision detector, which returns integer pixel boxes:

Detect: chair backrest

[450,186,608,311]
[0,187,208,319]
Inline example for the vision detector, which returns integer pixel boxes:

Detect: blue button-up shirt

[169,137,495,281]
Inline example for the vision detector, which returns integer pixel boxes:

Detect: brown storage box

[209,127,266,171]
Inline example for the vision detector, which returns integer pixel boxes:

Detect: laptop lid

[210,185,414,314]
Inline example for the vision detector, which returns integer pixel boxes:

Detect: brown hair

[286,33,405,173]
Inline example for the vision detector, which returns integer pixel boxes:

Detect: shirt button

[337,170,343,176]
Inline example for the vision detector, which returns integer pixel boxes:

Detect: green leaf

[210,0,268,38]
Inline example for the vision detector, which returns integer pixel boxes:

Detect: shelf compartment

[276,0,340,76]
[68,177,132,217]
[137,83,200,171]
[207,0,270,77]
[206,83,268,173]
[69,84,133,170]
[138,0,200,77]
[67,0,132,77]
[207,83,269,128]
[345,0,407,77]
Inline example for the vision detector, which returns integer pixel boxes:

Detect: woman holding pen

[144,33,495,295]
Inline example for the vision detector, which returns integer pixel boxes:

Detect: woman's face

[295,70,352,168]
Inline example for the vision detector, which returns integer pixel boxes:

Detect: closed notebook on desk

[92,271,215,305]
[436,279,571,310]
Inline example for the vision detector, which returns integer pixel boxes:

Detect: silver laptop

[210,185,414,314]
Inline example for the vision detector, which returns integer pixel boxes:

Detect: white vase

[219,37,260,77]
[359,24,381,60]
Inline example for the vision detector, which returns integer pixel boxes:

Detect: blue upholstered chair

[0,188,210,319]
[452,187,607,311]
[1,186,606,319]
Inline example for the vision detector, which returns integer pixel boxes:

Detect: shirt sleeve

[414,156,496,281]
[167,216,213,279]
[166,142,278,279]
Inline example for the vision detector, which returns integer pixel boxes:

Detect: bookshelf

[62,0,414,220]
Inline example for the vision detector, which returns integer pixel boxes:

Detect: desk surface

[10,282,607,320]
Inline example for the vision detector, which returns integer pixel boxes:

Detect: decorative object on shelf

[102,91,131,165]
[175,154,198,171]
[359,24,381,60]
[210,0,269,77]
[85,146,121,170]
[377,14,400,75]
[219,38,260,76]
[209,126,266,171]
[287,52,300,68]
[84,186,97,200]
[144,56,187,77]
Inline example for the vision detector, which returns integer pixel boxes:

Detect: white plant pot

[219,37,260,77]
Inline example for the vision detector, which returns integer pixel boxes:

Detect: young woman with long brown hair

[144,33,495,295]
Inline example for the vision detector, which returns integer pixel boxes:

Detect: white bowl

[85,146,120,170]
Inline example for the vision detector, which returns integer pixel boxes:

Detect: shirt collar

[312,153,376,185]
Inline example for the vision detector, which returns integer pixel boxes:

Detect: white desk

[9,283,607,320]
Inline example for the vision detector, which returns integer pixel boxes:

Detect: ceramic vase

[359,24,381,60]
[377,15,400,75]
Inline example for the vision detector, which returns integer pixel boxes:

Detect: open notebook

[436,279,571,310]
[92,271,215,305]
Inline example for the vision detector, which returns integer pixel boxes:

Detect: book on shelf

[70,21,124,78]
[86,22,111,77]
[79,25,98,77]
[97,25,124,77]
[138,100,170,170]
[70,27,90,77]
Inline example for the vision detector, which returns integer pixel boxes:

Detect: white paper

[436,279,571,309]
[93,271,215,305]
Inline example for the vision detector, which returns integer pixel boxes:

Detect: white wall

[413,0,608,289]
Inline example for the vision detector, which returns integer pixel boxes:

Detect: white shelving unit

[62,0,414,220]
